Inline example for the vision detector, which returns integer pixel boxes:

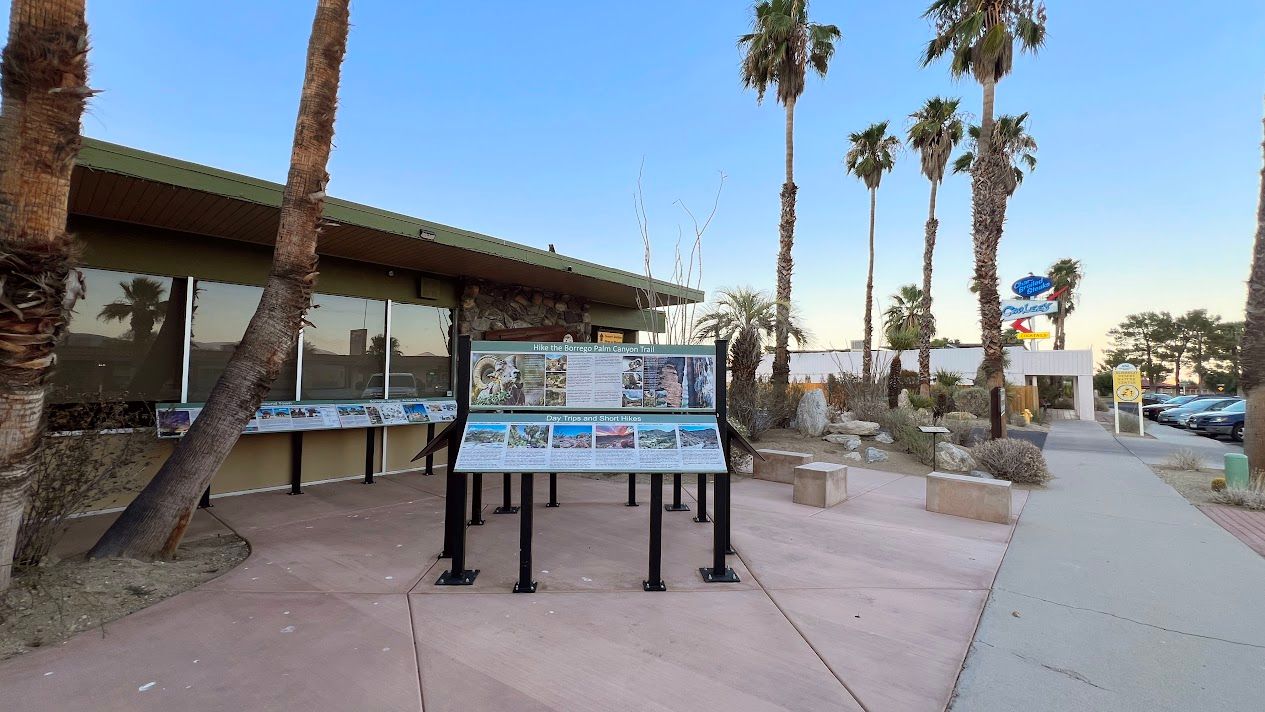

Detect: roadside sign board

[1011,275,1054,298]
[1112,364,1142,403]
[1000,299,1059,320]
[1016,331,1051,340]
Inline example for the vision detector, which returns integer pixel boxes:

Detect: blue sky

[45,1,1265,353]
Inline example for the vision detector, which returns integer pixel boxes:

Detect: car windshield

[1165,396,1196,406]
[1221,401,1246,413]
[1185,399,1234,413]
[1205,399,1241,412]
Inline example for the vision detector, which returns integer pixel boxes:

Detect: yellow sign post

[1112,363,1144,435]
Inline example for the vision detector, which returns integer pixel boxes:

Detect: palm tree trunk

[89,0,350,560]
[862,188,876,383]
[772,98,797,390]
[888,352,902,409]
[1246,104,1265,489]
[0,0,89,590]
[979,77,997,159]
[918,180,939,397]
[973,74,1006,437]
[1054,311,1065,350]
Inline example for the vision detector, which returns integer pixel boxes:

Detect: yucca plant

[886,327,919,408]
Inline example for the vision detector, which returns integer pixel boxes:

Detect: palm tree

[693,286,808,346]
[98,277,169,349]
[1046,258,1082,350]
[886,327,919,408]
[1243,108,1263,487]
[908,97,964,396]
[923,0,1047,438]
[845,121,901,383]
[0,0,90,591]
[739,0,840,391]
[883,284,935,336]
[90,0,352,560]
[952,113,1038,196]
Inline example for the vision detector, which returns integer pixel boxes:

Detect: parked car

[1179,398,1241,429]
[1142,394,1197,420]
[1157,397,1239,426]
[1189,400,1245,441]
[1141,392,1172,406]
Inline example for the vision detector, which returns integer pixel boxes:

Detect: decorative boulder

[944,411,976,422]
[823,434,861,450]
[934,442,977,473]
[968,470,995,480]
[875,432,895,445]
[733,453,754,475]
[826,420,881,437]
[844,451,863,462]
[864,447,889,463]
[796,390,830,437]
[897,390,912,410]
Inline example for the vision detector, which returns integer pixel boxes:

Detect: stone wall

[458,280,591,341]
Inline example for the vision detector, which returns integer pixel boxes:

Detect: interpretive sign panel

[468,341,716,411]
[1112,363,1142,404]
[156,398,458,439]
[452,413,728,473]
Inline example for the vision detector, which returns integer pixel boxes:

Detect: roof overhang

[69,138,702,310]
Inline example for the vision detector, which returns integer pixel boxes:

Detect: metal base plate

[693,514,711,523]
[664,504,691,512]
[435,569,479,586]
[467,518,485,526]
[726,545,737,555]
[513,581,537,593]
[624,502,640,507]
[493,506,520,514]
[642,580,667,592]
[546,502,560,508]
[698,567,740,583]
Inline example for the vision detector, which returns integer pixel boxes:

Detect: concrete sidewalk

[952,420,1265,711]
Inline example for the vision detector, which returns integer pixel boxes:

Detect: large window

[300,294,386,400]
[391,303,452,398]
[50,267,185,404]
[187,280,297,402]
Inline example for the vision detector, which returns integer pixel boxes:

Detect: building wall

[458,279,591,341]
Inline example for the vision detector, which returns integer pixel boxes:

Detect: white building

[757,346,1096,421]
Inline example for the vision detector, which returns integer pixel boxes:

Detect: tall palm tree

[90,0,352,560]
[739,0,840,391]
[1244,106,1264,487]
[908,97,964,396]
[98,277,169,349]
[0,0,90,591]
[1046,258,1082,350]
[693,285,808,346]
[886,327,919,408]
[845,121,900,383]
[883,284,935,337]
[923,0,1047,437]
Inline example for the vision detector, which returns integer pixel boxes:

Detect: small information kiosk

[415,336,753,592]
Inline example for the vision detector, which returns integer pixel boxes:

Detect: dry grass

[1164,448,1205,472]
[973,438,1051,485]
[1212,487,1265,511]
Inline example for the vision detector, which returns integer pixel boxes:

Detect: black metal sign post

[514,472,537,593]
[665,473,690,512]
[644,472,666,591]
[693,474,709,523]
[546,472,559,507]
[424,422,436,476]
[701,338,739,583]
[436,336,477,585]
[289,431,304,495]
[494,473,518,514]
[625,473,639,507]
[468,472,485,526]
[364,427,376,484]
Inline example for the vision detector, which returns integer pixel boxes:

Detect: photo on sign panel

[508,423,549,448]
[157,409,192,438]
[464,423,508,447]
[686,357,716,409]
[550,424,592,449]
[643,356,685,408]
[678,425,720,449]
[595,424,636,449]
[637,425,678,449]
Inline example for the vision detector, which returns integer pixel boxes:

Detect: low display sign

[1016,331,1051,340]
[156,398,458,439]
[453,413,727,474]
[1000,299,1059,320]
[469,341,716,411]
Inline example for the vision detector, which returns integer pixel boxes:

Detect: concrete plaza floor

[1,467,1027,712]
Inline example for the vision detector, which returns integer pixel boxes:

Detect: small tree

[886,327,918,408]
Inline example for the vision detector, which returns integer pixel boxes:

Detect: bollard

[1225,453,1250,490]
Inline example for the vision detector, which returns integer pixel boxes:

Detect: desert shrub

[1118,411,1141,433]
[972,438,1051,484]
[955,387,990,417]
[1094,395,1110,412]
[16,400,157,569]
[1213,487,1265,510]
[933,370,962,389]
[884,408,934,465]
[1211,477,1227,492]
[730,377,797,441]
[1051,396,1074,410]
[1164,447,1204,471]
[945,418,980,446]
[823,373,847,412]
[908,393,933,410]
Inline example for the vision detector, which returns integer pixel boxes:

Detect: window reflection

[301,294,386,400]
[391,303,452,398]
[187,280,297,402]
[50,268,184,404]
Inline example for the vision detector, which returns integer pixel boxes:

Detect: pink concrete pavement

[1,468,1026,711]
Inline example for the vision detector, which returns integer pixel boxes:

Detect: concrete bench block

[754,449,814,484]
[793,462,848,508]
[925,472,1012,524]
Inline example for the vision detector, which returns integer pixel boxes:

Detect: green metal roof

[73,137,703,308]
